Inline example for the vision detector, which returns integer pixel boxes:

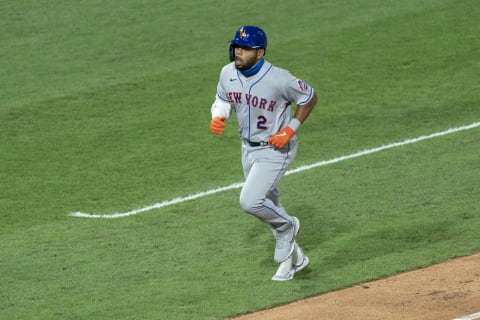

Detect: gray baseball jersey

[216,60,315,143]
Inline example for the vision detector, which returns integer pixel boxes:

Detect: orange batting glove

[268,126,295,148]
[210,117,226,135]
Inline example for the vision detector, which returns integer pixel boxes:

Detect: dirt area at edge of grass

[230,252,480,320]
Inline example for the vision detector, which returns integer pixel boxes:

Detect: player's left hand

[268,126,295,148]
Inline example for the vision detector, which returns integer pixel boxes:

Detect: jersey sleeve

[284,71,315,106]
[215,65,231,103]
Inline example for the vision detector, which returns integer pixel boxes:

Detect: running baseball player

[210,26,317,281]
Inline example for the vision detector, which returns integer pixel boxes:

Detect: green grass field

[1,0,479,319]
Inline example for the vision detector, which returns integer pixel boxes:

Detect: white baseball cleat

[271,242,309,281]
[271,256,295,281]
[292,242,309,273]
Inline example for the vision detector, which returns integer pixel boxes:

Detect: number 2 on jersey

[257,115,268,130]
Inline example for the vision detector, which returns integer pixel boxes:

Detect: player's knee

[239,194,263,215]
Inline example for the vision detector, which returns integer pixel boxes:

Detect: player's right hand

[210,117,226,135]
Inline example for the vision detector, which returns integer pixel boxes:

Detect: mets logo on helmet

[239,28,248,39]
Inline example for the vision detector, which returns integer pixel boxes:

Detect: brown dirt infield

[231,252,480,320]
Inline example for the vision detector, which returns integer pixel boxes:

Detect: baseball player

[210,26,317,281]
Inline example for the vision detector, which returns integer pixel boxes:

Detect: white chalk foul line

[70,182,245,219]
[454,312,480,320]
[70,121,480,219]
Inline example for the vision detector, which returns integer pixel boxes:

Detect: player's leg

[266,186,280,207]
[239,142,299,262]
[292,241,309,272]
[272,241,309,281]
[240,162,293,225]
[240,141,297,223]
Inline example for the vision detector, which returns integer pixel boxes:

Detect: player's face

[233,46,263,70]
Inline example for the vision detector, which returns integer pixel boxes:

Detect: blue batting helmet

[229,26,267,61]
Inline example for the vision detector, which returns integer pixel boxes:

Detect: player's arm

[268,92,317,148]
[210,97,232,135]
[293,92,317,124]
